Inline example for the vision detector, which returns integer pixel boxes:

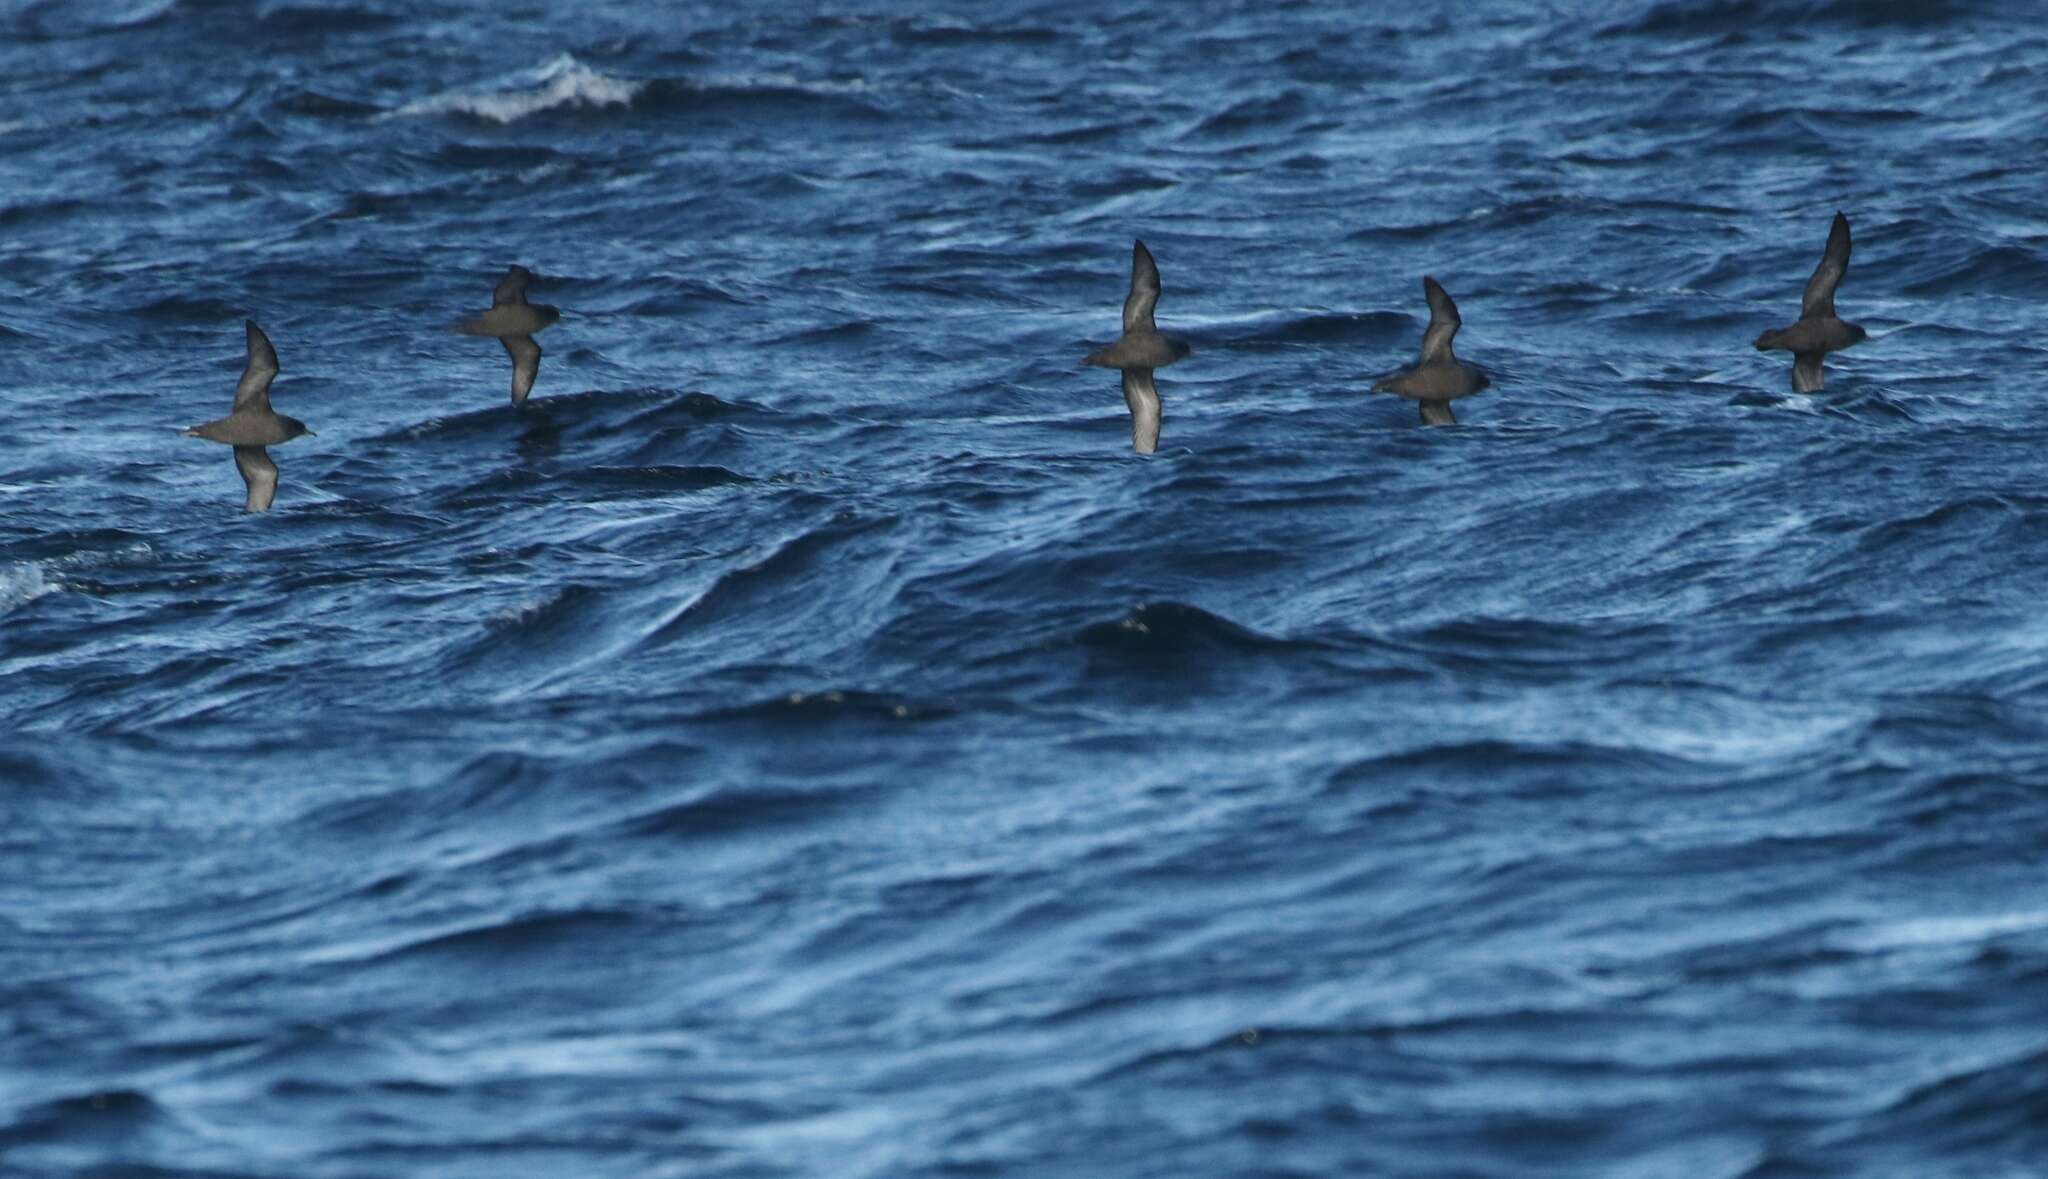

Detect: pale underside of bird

[1753,211,1866,393]
[1083,239,1190,454]
[181,319,313,512]
[458,264,561,405]
[1373,276,1489,425]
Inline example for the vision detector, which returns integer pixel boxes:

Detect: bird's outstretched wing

[494,265,533,307]
[234,444,279,512]
[1123,240,1162,335]
[503,334,542,404]
[233,320,280,412]
[1419,276,1462,362]
[1122,367,1160,454]
[1801,212,1851,319]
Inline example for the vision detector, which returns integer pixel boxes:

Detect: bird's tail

[1791,352,1826,393]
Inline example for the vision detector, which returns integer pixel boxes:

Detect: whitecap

[692,71,875,98]
[394,54,642,124]
[0,562,59,614]
[1,543,158,615]
[1847,910,2048,953]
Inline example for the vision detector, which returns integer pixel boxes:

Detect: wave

[1324,739,1700,793]
[559,464,754,495]
[1208,309,1413,350]
[639,514,896,651]
[394,55,887,126]
[257,4,402,36]
[426,460,754,504]
[433,581,643,696]
[954,120,1124,150]
[889,20,1061,47]
[1345,197,1586,242]
[1897,243,2048,297]
[1186,90,1312,138]
[394,54,643,124]
[7,0,176,41]
[618,779,877,840]
[1602,0,1990,36]
[363,388,742,446]
[0,742,109,798]
[637,75,888,121]
[132,294,249,325]
[690,688,950,725]
[0,541,155,617]
[1839,494,2024,559]
[1818,1044,2048,1167]
[271,86,384,119]
[0,1087,164,1144]
[0,197,91,229]
[1072,601,1310,658]
[0,561,59,615]
[1723,105,1923,133]
[363,907,649,967]
[1391,615,1668,679]
[762,319,878,347]
[1352,194,1747,250]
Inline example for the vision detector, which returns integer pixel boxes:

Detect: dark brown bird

[458,264,561,405]
[1753,211,1866,393]
[181,320,313,512]
[1082,240,1190,454]
[1373,277,1489,425]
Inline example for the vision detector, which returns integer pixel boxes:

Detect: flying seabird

[1373,276,1489,425]
[1082,239,1190,454]
[1753,211,1866,393]
[457,264,561,405]
[181,320,313,513]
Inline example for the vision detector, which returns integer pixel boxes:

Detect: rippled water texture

[5,1,2048,1175]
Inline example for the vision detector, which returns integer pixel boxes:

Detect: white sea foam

[0,542,158,616]
[1848,909,2048,951]
[693,71,874,98]
[395,54,642,124]
[0,562,59,614]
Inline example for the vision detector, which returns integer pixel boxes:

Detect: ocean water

[5,0,2048,1175]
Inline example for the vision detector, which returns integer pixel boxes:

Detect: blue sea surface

[6,1,2048,1175]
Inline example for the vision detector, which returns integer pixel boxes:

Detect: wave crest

[396,54,643,124]
[0,561,58,615]
[1,542,154,616]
